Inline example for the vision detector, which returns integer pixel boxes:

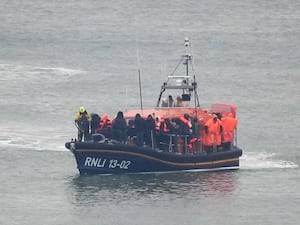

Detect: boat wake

[240,152,298,169]
[0,62,86,81]
[0,127,71,152]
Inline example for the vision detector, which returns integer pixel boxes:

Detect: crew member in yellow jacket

[75,106,91,142]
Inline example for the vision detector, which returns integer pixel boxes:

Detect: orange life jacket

[179,116,192,129]
[203,116,222,146]
[222,116,238,142]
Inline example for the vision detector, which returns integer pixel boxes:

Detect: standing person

[191,117,199,138]
[90,113,101,135]
[100,114,110,129]
[189,117,200,153]
[168,95,174,107]
[155,117,161,132]
[145,114,156,147]
[75,106,91,142]
[203,114,223,153]
[98,114,112,138]
[164,118,176,134]
[134,113,145,146]
[178,114,192,135]
[221,113,238,150]
[111,111,127,143]
[126,119,136,143]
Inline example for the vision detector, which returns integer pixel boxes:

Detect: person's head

[212,114,218,123]
[128,119,134,127]
[79,106,86,114]
[135,113,141,119]
[147,114,153,120]
[184,113,190,120]
[116,111,124,119]
[102,114,108,121]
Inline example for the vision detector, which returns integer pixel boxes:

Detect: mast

[138,69,143,112]
[156,38,200,108]
[184,37,189,78]
[184,37,200,107]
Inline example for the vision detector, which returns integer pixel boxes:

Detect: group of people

[202,112,238,152]
[161,95,187,107]
[74,107,196,147]
[74,106,238,153]
[74,107,116,142]
[74,107,157,145]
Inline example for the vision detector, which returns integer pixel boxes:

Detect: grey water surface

[0,0,299,225]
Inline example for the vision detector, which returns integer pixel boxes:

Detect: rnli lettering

[84,157,106,168]
[84,157,131,170]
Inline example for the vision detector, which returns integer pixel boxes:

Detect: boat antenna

[184,37,200,108]
[138,69,143,112]
[184,37,189,77]
[135,37,143,113]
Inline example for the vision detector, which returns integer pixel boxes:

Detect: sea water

[0,0,299,225]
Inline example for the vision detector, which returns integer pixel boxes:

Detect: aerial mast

[184,37,190,77]
[184,37,200,107]
[156,38,200,108]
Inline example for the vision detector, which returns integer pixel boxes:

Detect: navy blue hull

[65,142,243,175]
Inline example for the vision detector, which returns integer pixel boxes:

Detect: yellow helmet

[79,106,85,113]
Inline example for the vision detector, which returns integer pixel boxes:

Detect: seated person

[176,96,184,107]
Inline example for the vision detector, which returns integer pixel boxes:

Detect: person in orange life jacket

[158,119,167,133]
[178,114,192,135]
[100,114,111,129]
[162,118,177,151]
[98,114,112,138]
[221,113,238,150]
[75,106,91,142]
[111,111,127,143]
[164,118,176,134]
[134,113,145,146]
[176,114,193,153]
[203,114,223,152]
[200,110,209,149]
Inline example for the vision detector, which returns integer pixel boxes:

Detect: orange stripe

[76,149,239,167]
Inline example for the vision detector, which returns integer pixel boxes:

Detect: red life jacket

[155,120,161,131]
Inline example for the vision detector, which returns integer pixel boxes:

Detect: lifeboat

[65,38,243,175]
